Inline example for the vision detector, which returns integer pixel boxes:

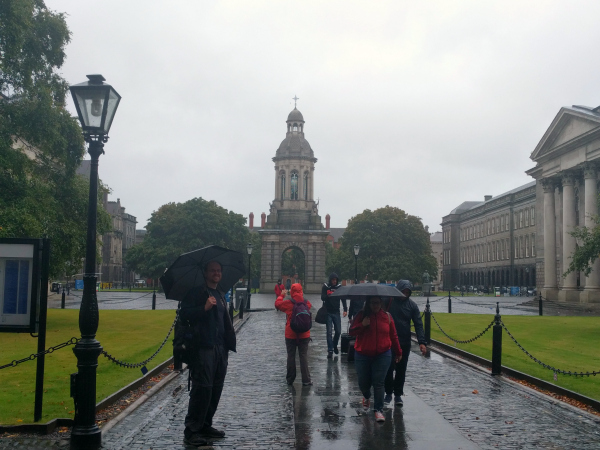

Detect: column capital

[582,162,598,180]
[541,178,557,193]
[560,171,576,187]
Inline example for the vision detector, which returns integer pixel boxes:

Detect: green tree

[0,0,111,277]
[327,206,437,283]
[566,212,600,276]
[126,198,249,280]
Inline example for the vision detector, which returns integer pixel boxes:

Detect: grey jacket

[385,296,426,347]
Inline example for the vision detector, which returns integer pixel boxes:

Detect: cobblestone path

[407,345,600,449]
[102,309,296,449]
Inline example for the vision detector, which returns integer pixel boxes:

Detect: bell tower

[259,101,329,293]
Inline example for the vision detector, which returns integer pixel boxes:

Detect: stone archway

[281,245,306,287]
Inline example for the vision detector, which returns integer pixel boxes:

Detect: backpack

[289,298,312,334]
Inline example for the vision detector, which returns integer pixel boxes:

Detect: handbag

[315,303,328,324]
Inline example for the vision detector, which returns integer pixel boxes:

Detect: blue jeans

[354,350,392,412]
[325,312,342,352]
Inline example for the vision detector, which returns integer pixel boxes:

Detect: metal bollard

[491,302,502,375]
[538,292,543,316]
[448,293,452,314]
[239,294,244,320]
[152,290,156,310]
[229,290,234,323]
[61,291,65,309]
[424,298,431,345]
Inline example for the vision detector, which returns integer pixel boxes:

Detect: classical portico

[527,105,600,302]
[258,104,329,293]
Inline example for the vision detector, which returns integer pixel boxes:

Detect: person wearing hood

[275,283,313,386]
[383,280,427,407]
[321,272,348,358]
[274,279,285,297]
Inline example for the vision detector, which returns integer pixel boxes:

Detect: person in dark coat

[383,280,427,407]
[180,261,237,447]
[320,272,348,358]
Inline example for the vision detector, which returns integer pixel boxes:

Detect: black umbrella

[328,284,406,299]
[160,245,246,301]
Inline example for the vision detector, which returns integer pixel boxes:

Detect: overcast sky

[47,0,600,233]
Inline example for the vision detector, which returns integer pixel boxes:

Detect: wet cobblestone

[408,345,600,449]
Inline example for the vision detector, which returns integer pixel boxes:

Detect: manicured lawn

[0,309,176,425]
[427,313,600,400]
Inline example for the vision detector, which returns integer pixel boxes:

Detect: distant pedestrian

[350,296,402,422]
[383,280,427,407]
[285,278,292,290]
[275,283,313,386]
[321,273,347,358]
[274,279,285,298]
[348,298,365,321]
[180,261,236,447]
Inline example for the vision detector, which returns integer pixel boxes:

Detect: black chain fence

[0,337,79,370]
[100,312,178,368]
[430,311,495,344]
[501,321,600,377]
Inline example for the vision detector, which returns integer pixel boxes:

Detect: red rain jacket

[275,283,312,340]
[349,309,402,357]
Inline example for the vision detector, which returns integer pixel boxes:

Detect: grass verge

[0,309,176,425]
[427,313,600,401]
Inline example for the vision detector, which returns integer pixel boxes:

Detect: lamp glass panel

[103,88,121,134]
[74,87,106,129]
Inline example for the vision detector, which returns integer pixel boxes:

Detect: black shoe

[302,381,313,386]
[327,352,333,359]
[200,426,225,438]
[333,347,339,354]
[184,433,212,446]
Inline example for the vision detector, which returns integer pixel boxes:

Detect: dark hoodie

[384,279,426,346]
[321,272,348,314]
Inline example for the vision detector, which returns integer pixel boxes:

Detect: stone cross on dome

[293,95,299,107]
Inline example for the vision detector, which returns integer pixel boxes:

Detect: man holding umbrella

[180,260,237,447]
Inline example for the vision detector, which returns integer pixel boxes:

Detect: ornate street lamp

[354,244,360,285]
[69,75,120,450]
[246,243,253,310]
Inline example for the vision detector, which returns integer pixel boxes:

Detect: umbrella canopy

[160,245,246,301]
[328,284,406,300]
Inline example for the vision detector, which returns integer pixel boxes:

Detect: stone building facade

[259,106,329,293]
[441,183,537,291]
[100,196,137,284]
[443,104,600,303]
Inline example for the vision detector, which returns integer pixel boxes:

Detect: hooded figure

[382,279,427,407]
[274,279,285,297]
[275,283,313,385]
[320,272,348,357]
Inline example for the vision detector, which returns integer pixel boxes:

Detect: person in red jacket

[274,279,285,297]
[275,283,313,386]
[350,296,402,422]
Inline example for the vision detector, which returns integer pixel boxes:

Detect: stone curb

[100,313,251,436]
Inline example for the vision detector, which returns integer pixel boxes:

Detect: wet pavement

[3,292,600,449]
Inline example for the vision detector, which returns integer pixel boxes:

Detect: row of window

[460,207,535,242]
[460,234,536,264]
[280,171,309,200]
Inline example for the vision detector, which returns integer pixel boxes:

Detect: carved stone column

[560,172,579,301]
[542,179,558,300]
[582,163,600,301]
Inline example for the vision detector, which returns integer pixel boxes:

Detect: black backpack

[289,298,312,333]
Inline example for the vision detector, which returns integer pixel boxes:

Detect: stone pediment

[530,106,600,162]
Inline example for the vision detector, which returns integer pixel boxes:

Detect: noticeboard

[0,238,42,333]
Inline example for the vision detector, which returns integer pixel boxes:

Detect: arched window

[293,123,298,132]
[303,172,308,200]
[291,171,298,200]
[280,173,286,199]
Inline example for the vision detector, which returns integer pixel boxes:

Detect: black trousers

[285,337,311,384]
[184,345,228,436]
[384,343,411,396]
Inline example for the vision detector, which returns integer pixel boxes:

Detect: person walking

[321,273,348,358]
[274,279,285,297]
[275,283,313,386]
[180,261,237,447]
[349,296,402,422]
[384,279,427,407]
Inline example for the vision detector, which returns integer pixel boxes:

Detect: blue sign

[510,286,519,296]
[75,279,84,290]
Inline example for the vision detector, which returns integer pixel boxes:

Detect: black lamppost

[354,244,360,285]
[246,243,253,310]
[69,74,120,450]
